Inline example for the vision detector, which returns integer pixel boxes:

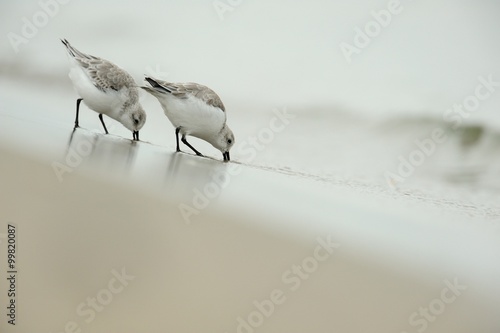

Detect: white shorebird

[61,39,146,141]
[142,77,235,161]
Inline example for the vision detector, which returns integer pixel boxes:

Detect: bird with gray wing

[142,76,234,161]
[61,39,146,141]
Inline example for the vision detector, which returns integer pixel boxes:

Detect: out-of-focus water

[1,1,500,116]
[1,0,500,199]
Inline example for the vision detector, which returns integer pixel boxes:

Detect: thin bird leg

[175,127,181,152]
[98,114,109,134]
[133,131,139,141]
[181,135,203,156]
[74,98,83,129]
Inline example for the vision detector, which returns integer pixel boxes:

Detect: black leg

[181,135,203,156]
[74,98,83,129]
[175,127,181,152]
[133,131,139,141]
[98,114,109,134]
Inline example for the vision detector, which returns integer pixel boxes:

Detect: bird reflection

[65,128,232,201]
[163,151,231,202]
[65,128,138,176]
[164,151,183,188]
[65,127,98,164]
[125,140,138,172]
[66,127,77,150]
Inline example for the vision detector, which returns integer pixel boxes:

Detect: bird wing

[81,60,136,93]
[61,39,136,93]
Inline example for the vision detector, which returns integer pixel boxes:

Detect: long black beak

[223,151,230,162]
[133,131,139,141]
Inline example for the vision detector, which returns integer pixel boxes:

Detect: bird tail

[142,77,172,94]
[60,38,91,59]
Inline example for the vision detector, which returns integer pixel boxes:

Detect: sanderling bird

[142,77,235,161]
[61,39,146,141]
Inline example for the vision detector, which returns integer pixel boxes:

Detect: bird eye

[133,118,139,125]
[227,139,232,144]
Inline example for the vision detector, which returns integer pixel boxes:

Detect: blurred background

[1,0,500,194]
[1,1,500,332]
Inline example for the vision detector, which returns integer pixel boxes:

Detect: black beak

[223,151,230,162]
[133,131,139,141]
